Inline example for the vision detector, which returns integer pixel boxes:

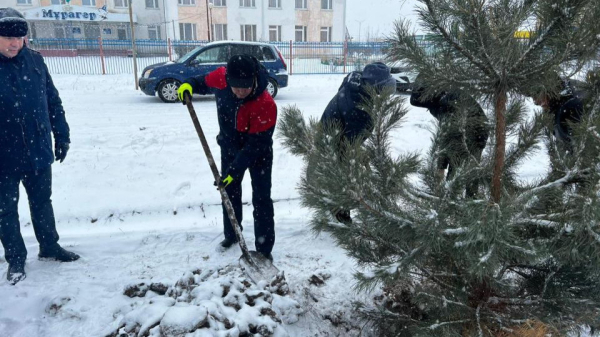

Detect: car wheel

[266,78,278,98]
[158,79,181,103]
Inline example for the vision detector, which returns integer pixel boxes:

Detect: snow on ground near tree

[0,74,549,337]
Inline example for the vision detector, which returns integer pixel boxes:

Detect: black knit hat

[0,8,28,38]
[226,54,259,88]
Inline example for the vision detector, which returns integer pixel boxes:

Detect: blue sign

[42,9,97,21]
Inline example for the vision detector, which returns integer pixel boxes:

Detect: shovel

[183,94,280,284]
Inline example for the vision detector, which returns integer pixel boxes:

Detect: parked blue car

[139,41,289,103]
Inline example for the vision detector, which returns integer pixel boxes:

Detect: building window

[239,0,255,7]
[54,26,65,38]
[17,0,32,4]
[321,0,332,10]
[84,24,100,38]
[212,24,227,41]
[295,0,307,9]
[178,0,196,5]
[146,0,159,8]
[82,0,96,5]
[268,0,281,8]
[72,27,82,34]
[320,27,332,42]
[103,28,112,35]
[269,25,281,42]
[114,0,128,8]
[240,24,257,41]
[117,28,128,40]
[295,25,307,42]
[179,23,197,40]
[148,26,161,39]
[210,0,226,6]
[51,0,67,4]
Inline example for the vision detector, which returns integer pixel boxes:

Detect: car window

[230,44,251,58]
[262,46,276,61]
[194,45,229,64]
[230,44,264,61]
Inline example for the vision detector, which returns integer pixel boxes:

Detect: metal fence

[29,38,598,76]
[28,38,435,76]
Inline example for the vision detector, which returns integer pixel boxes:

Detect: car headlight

[143,69,153,78]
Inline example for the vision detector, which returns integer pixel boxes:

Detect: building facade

[9,0,178,40]
[6,0,346,42]
[177,0,346,42]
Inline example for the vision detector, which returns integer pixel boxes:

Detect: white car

[388,61,418,92]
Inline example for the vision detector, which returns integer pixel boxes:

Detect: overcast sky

[345,0,423,41]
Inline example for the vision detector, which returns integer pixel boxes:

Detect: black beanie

[0,8,28,38]
[226,54,259,88]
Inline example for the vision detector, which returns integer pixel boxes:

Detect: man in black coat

[410,76,489,197]
[531,76,587,144]
[0,8,79,285]
[320,62,396,223]
[177,55,277,261]
[321,62,396,143]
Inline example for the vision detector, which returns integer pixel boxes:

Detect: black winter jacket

[321,71,373,142]
[186,61,277,180]
[546,79,587,142]
[0,47,70,173]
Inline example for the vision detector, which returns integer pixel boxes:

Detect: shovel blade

[239,251,280,284]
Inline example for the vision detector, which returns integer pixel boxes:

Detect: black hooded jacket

[321,71,374,142]
[0,47,70,173]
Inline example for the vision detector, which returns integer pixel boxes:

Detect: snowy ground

[0,74,550,337]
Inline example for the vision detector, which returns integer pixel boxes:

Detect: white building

[5,0,347,42]
[9,0,178,40]
[179,0,347,42]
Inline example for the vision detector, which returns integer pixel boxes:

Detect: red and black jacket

[185,63,277,180]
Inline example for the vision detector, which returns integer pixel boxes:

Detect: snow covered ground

[0,74,550,337]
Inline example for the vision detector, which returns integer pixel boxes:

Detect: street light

[205,0,211,41]
[355,19,364,42]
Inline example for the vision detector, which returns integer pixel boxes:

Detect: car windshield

[176,46,203,63]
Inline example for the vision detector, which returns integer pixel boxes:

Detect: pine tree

[280,0,600,335]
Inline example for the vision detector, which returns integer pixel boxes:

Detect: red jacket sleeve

[236,91,277,134]
[204,67,228,90]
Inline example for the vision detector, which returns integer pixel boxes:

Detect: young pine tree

[280,0,600,335]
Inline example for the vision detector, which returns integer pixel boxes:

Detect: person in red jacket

[178,55,277,261]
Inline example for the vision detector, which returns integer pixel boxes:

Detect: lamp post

[355,19,364,42]
[128,0,139,90]
[205,0,211,41]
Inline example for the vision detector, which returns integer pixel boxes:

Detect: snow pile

[104,266,302,337]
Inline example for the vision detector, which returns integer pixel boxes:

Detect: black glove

[55,142,69,163]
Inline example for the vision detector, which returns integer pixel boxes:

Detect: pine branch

[510,17,560,73]
[422,0,496,78]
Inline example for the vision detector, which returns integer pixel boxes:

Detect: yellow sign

[514,31,531,39]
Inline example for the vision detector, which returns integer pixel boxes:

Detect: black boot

[38,245,80,262]
[261,252,273,262]
[7,263,26,285]
[334,209,352,224]
[219,238,238,250]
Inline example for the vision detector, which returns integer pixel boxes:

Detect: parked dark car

[139,41,289,102]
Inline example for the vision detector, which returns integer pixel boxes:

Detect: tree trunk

[491,90,507,203]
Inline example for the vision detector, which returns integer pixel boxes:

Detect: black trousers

[220,145,275,256]
[0,167,59,265]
